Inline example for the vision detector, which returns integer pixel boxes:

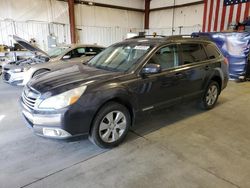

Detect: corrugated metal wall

[0,20,143,50]
[76,26,141,47]
[0,20,70,50]
[146,25,202,36]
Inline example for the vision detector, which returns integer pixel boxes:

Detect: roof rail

[127,35,167,39]
[167,34,212,41]
[167,35,193,39]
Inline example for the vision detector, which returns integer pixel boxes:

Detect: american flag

[202,0,250,32]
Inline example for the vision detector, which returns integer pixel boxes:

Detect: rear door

[178,42,211,99]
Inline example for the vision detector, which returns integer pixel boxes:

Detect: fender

[204,67,224,93]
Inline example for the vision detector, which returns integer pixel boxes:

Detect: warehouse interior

[0,0,250,187]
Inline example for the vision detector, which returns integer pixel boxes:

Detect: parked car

[20,35,229,148]
[2,35,105,86]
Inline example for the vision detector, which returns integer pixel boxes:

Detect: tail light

[223,57,229,66]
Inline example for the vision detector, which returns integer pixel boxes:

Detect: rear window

[181,43,207,64]
[204,44,221,59]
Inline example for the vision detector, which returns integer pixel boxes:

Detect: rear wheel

[89,102,131,148]
[200,81,220,110]
[32,69,49,78]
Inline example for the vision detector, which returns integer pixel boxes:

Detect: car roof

[119,35,215,47]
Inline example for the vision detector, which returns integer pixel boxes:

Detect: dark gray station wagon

[21,35,229,148]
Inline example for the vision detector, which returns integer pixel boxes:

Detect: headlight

[13,68,23,73]
[38,85,87,110]
[13,67,30,73]
[23,66,31,71]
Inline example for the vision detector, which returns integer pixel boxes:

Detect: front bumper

[2,70,25,86]
[20,100,96,139]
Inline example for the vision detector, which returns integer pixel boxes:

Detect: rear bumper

[222,75,229,90]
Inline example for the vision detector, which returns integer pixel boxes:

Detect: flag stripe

[205,0,211,32]
[217,0,224,31]
[228,4,234,27]
[211,0,216,31]
[220,3,227,31]
[240,2,246,22]
[244,2,249,20]
[208,0,214,32]
[202,0,208,32]
[224,5,231,30]
[213,0,221,31]
[236,3,242,23]
[232,4,238,23]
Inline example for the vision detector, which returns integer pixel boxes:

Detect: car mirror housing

[62,55,71,60]
[141,64,161,74]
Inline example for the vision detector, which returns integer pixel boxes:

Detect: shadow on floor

[130,97,229,137]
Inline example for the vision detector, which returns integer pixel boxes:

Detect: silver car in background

[2,36,105,86]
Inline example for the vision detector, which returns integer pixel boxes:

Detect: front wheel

[200,81,220,110]
[89,102,131,148]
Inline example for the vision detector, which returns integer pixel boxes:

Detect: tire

[200,81,220,110]
[32,69,49,78]
[89,102,131,148]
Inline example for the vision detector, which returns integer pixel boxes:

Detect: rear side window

[204,44,221,59]
[86,47,104,54]
[181,43,207,64]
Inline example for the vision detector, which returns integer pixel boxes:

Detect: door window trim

[179,42,210,66]
[139,43,183,74]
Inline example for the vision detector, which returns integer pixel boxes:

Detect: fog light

[43,128,71,138]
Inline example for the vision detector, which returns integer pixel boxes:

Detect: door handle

[175,72,184,79]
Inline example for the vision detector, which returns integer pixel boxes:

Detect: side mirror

[62,55,71,60]
[141,64,161,74]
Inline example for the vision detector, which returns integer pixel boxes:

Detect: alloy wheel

[206,85,218,106]
[99,111,127,143]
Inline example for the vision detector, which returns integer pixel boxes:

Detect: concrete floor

[0,80,250,188]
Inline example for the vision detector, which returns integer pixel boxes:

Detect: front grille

[2,72,10,81]
[22,87,40,110]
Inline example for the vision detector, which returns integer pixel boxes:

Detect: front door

[136,44,185,111]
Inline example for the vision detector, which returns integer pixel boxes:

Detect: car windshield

[47,46,70,58]
[87,44,153,72]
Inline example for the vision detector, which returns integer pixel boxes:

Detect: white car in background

[2,35,105,86]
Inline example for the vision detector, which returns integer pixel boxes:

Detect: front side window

[181,43,207,64]
[76,47,86,54]
[148,45,179,70]
[85,47,104,55]
[47,47,70,58]
[66,47,86,58]
[88,44,153,72]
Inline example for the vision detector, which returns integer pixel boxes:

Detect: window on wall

[181,43,207,64]
[148,45,179,70]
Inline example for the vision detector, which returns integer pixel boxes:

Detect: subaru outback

[20,35,229,148]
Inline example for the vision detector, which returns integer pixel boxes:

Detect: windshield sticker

[134,46,150,50]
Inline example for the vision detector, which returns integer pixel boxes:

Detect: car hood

[3,62,29,70]
[28,64,120,93]
[13,35,49,57]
